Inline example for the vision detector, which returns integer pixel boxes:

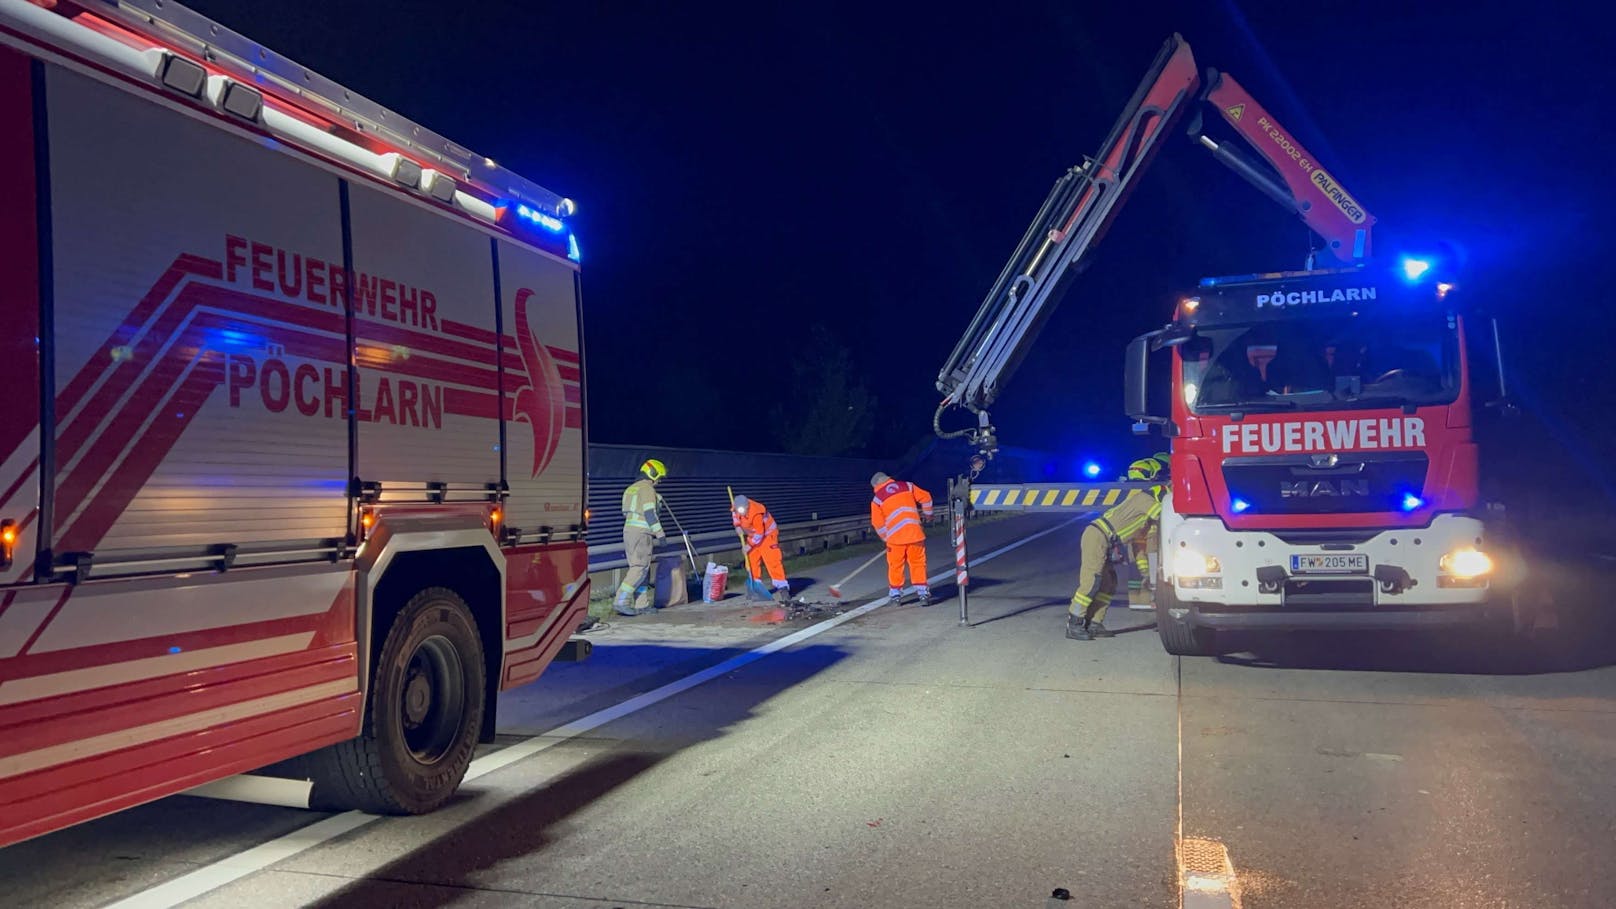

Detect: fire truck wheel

[307,587,486,815]
[1154,586,1218,656]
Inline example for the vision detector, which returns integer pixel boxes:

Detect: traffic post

[950,477,970,627]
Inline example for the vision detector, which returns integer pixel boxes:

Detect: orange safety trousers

[885,542,928,591]
[746,541,788,587]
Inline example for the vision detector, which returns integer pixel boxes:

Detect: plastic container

[703,562,729,603]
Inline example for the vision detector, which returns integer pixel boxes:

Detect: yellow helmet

[640,458,668,482]
[1127,457,1163,482]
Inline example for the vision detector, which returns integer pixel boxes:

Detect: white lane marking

[0,633,315,706]
[0,679,353,780]
[107,518,1077,909]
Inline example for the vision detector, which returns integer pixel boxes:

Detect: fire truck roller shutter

[42,64,349,556]
[495,239,584,534]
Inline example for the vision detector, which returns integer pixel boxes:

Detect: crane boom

[933,35,1201,455]
[934,34,1378,460]
[1190,70,1376,263]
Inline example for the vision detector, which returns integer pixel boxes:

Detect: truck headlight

[1172,548,1221,578]
[1439,547,1493,580]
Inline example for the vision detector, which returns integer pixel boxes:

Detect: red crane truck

[0,0,590,845]
[935,35,1522,654]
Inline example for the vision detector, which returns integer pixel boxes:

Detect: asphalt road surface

[4,514,1614,908]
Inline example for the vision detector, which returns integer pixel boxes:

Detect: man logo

[1281,479,1370,498]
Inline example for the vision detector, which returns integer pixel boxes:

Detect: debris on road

[748,596,850,625]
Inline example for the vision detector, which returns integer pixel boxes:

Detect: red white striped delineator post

[953,496,969,626]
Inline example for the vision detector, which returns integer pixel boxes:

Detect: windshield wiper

[1193,400,1298,412]
[1337,394,1422,409]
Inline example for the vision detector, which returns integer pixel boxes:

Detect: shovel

[656,495,703,575]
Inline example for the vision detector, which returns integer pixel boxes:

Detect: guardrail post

[950,477,969,627]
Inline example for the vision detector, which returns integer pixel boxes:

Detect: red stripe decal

[16,589,72,657]
[0,459,38,511]
[55,256,221,447]
[442,388,514,421]
[439,319,500,346]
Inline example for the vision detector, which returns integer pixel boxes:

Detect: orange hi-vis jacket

[871,479,933,545]
[733,499,780,549]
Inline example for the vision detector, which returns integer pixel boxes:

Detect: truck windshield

[1179,314,1459,414]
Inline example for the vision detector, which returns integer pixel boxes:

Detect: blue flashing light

[1083,460,1102,478]
[1401,493,1425,512]
[168,645,182,654]
[1231,497,1251,514]
[1400,257,1432,282]
[567,233,581,262]
[513,203,565,233]
[203,327,265,351]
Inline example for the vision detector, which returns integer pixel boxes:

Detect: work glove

[653,527,666,541]
[749,533,763,546]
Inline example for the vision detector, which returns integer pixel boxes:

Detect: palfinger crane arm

[933,35,1201,457]
[1188,70,1376,264]
[934,34,1377,462]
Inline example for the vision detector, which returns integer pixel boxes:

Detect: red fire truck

[935,35,1522,654]
[0,0,590,845]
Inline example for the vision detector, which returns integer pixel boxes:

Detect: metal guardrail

[585,444,892,565]
[587,513,886,572]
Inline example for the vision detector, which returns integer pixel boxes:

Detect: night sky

[186,1,1612,494]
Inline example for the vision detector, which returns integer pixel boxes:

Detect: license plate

[1290,553,1369,574]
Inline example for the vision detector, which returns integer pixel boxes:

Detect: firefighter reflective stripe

[968,484,1152,512]
[1097,488,1162,540]
[622,478,662,532]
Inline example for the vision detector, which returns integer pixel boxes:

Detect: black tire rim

[399,633,466,765]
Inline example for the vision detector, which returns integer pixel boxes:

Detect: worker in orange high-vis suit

[870,472,935,606]
[732,495,791,604]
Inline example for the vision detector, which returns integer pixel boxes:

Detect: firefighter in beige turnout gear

[614,458,668,616]
[1068,457,1167,640]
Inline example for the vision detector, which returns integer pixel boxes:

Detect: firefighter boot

[1082,602,1115,637]
[1065,614,1094,641]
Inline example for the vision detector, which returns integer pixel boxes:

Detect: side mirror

[1124,334,1152,420]
[1125,332,1169,428]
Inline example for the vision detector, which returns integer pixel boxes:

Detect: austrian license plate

[1290,553,1369,574]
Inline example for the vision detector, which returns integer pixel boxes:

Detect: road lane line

[109,517,1078,909]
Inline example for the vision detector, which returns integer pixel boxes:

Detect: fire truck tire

[307,587,486,815]
[1155,586,1218,656]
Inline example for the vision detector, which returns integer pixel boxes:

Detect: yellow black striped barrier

[966,483,1154,512]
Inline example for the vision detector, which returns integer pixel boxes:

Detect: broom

[828,550,887,598]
